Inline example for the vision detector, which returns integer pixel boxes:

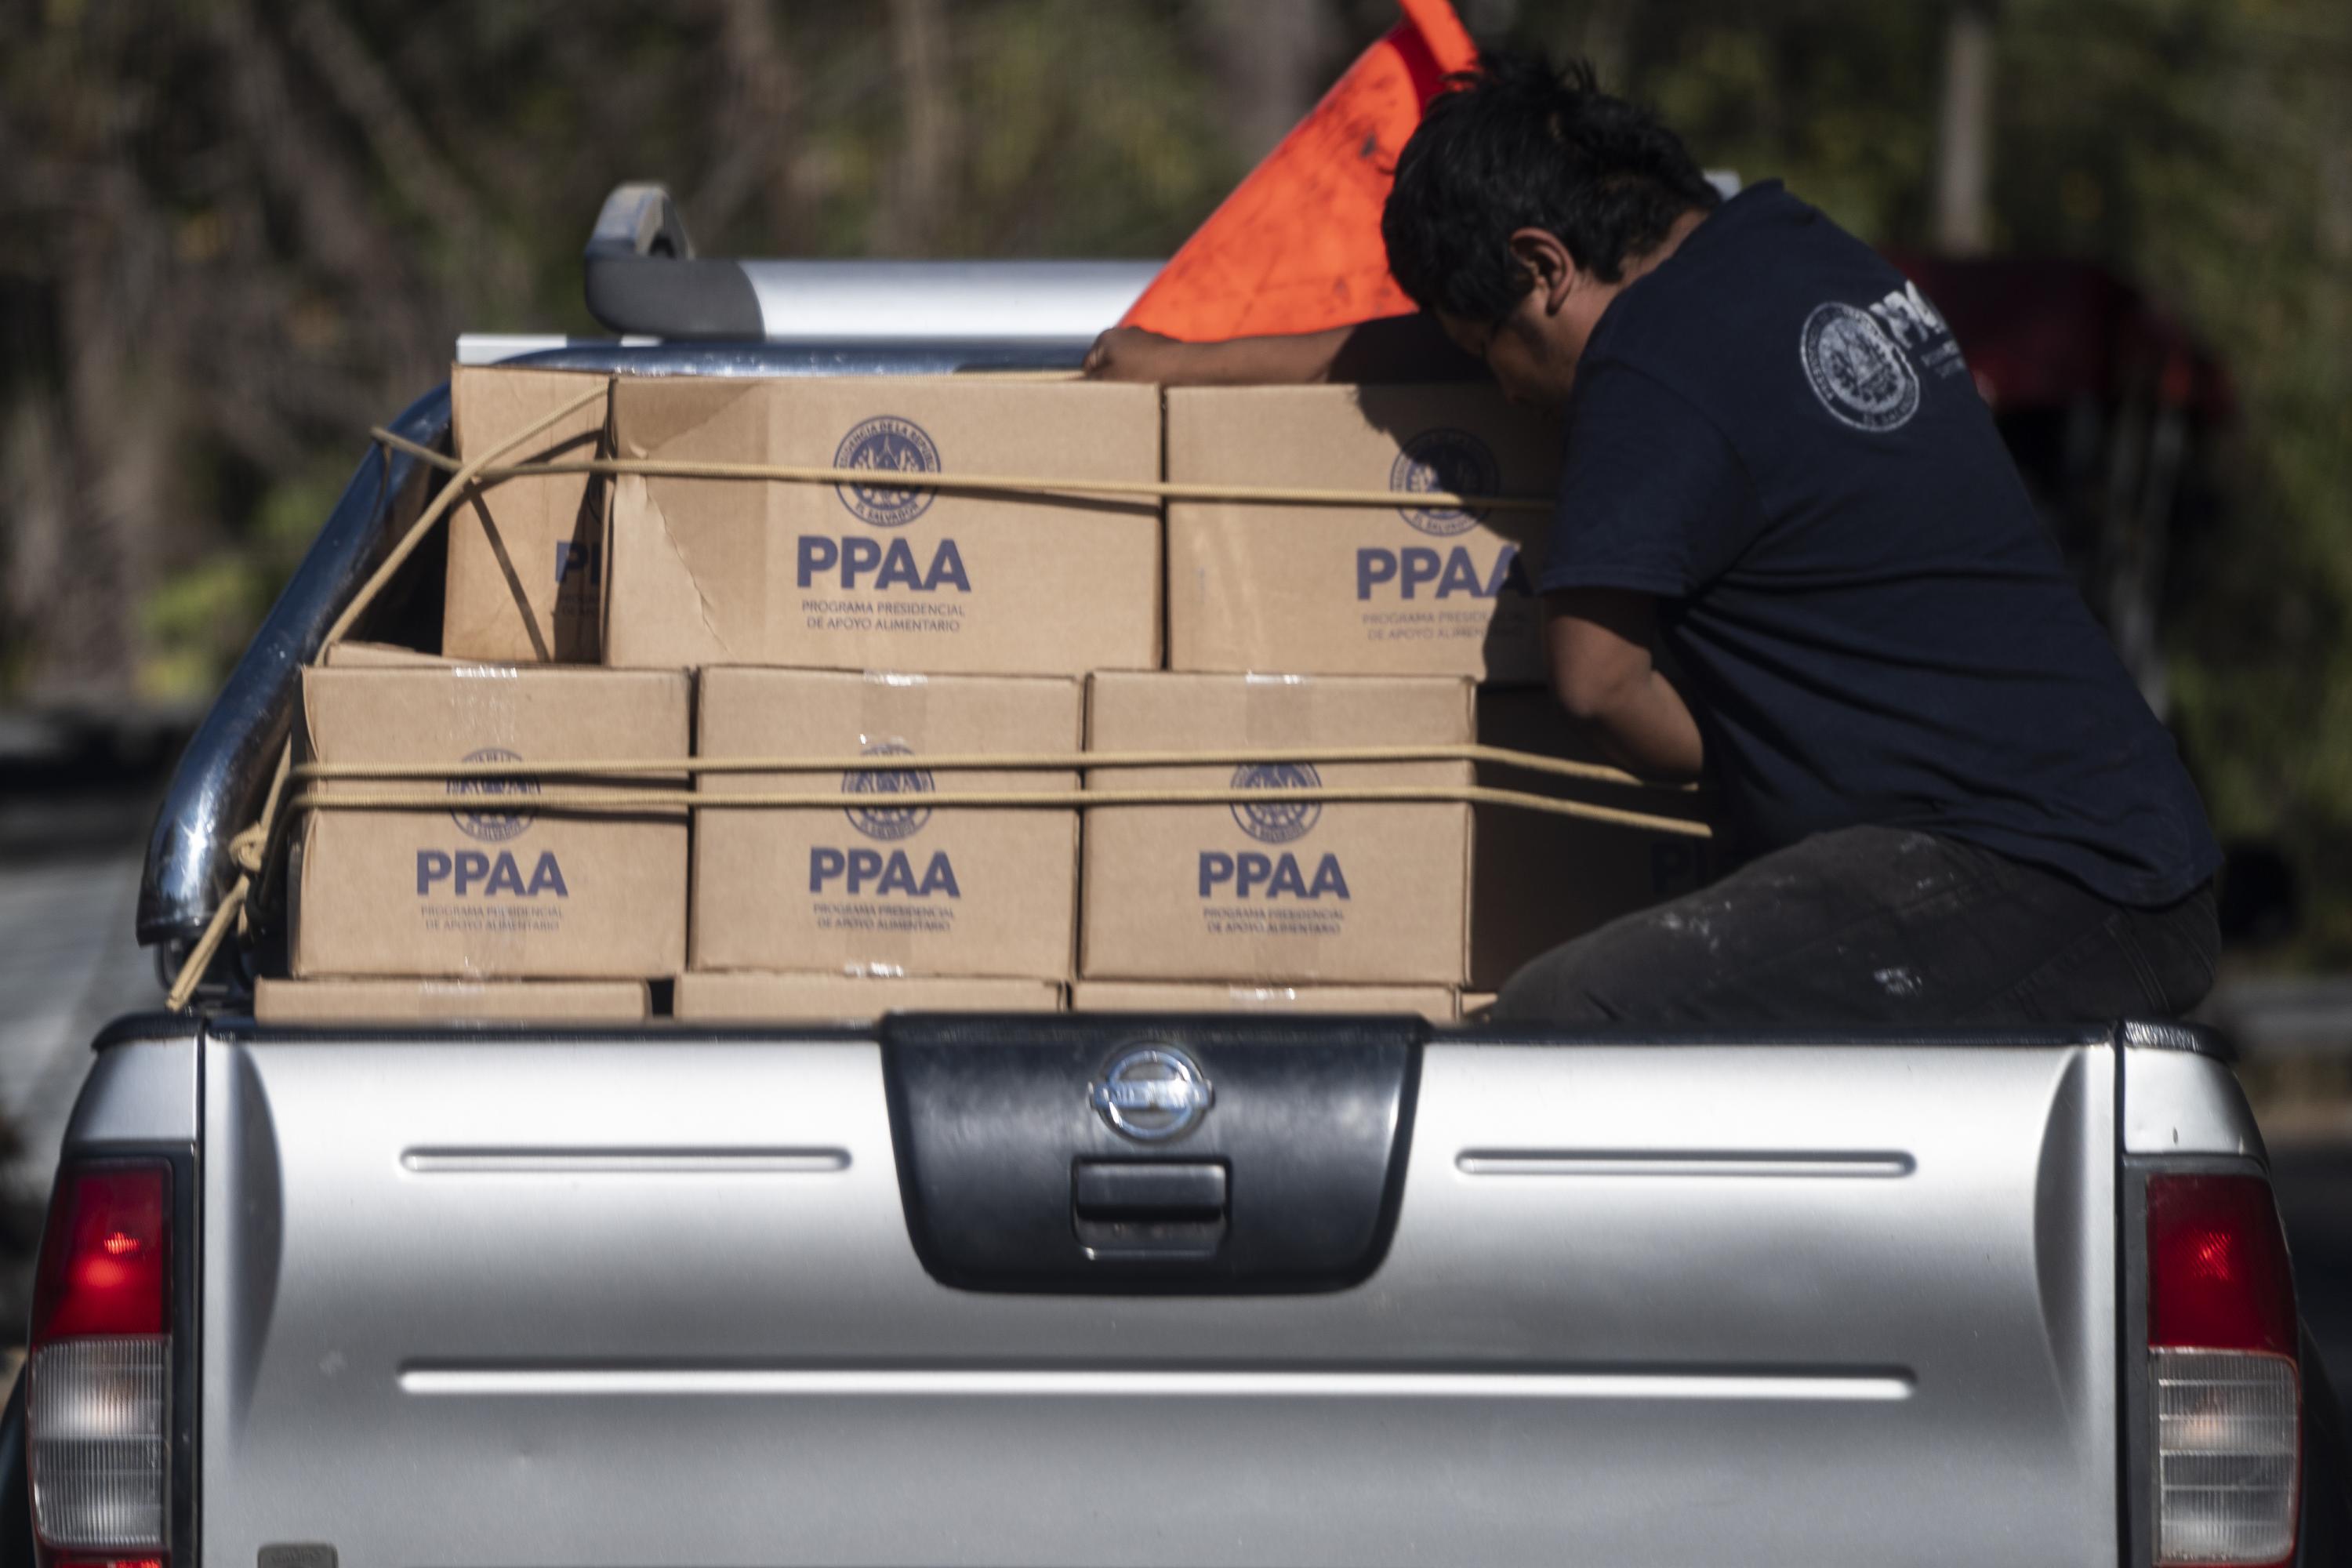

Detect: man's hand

[1083,326,1203,383]
[1544,588,1705,780]
[1083,322,1385,386]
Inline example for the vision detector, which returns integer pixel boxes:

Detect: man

[1088,53,2220,1025]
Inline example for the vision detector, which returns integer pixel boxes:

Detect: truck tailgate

[201,1025,2115,1567]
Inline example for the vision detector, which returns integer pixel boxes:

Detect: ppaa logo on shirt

[834,416,940,527]
[1388,428,1498,536]
[1800,302,1921,433]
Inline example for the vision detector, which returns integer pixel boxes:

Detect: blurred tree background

[0,0,2346,959]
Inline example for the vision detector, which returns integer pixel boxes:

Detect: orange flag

[1120,0,1478,342]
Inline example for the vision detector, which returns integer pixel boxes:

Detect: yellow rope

[168,385,612,1012]
[368,425,1552,514]
[163,878,247,1014]
[281,782,1713,838]
[168,383,1652,1011]
[326,387,610,651]
[292,742,1690,793]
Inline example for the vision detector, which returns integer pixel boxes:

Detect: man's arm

[1544,588,1705,780]
[1083,314,1479,385]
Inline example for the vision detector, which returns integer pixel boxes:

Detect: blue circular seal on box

[448,747,537,843]
[1389,427,1497,537]
[1230,762,1322,844]
[844,742,934,840]
[834,416,941,527]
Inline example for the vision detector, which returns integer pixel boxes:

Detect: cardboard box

[289,666,689,979]
[1165,383,1560,682]
[321,641,457,668]
[255,977,649,1024]
[1460,991,1499,1022]
[1468,689,1720,988]
[605,376,1161,676]
[694,668,1081,979]
[1080,672,1474,985]
[441,366,612,662]
[674,971,1062,1022]
[1073,980,1457,1022]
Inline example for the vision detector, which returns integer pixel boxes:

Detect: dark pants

[1495,825,2219,1026]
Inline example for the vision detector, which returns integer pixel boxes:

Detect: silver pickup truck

[5,196,2344,1568]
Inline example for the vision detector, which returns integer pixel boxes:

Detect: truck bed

[96,1014,2178,1568]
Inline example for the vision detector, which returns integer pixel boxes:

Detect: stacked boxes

[282,370,1711,1024]
[1163,383,1558,683]
[691,669,1080,981]
[442,366,611,662]
[288,666,689,980]
[1080,672,1475,985]
[603,376,1162,674]
[614,376,1153,1006]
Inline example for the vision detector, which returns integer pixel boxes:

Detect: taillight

[25,1164,171,1567]
[2147,1173,2299,1566]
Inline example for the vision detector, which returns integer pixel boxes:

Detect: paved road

[0,850,154,1181]
[0,744,172,1324]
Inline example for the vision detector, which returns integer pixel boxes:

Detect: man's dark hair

[1382,53,1720,324]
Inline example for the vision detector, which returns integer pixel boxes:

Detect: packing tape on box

[1245,673,1312,751]
[858,671,931,757]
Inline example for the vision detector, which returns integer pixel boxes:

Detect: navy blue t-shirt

[1540,181,2218,906]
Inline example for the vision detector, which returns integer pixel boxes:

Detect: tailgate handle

[1074,1160,1227,1217]
[1073,1160,1228,1258]
[882,1019,1419,1292]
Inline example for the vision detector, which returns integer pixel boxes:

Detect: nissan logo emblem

[1089,1045,1214,1142]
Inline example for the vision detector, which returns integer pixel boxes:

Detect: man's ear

[1507,228,1579,314]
